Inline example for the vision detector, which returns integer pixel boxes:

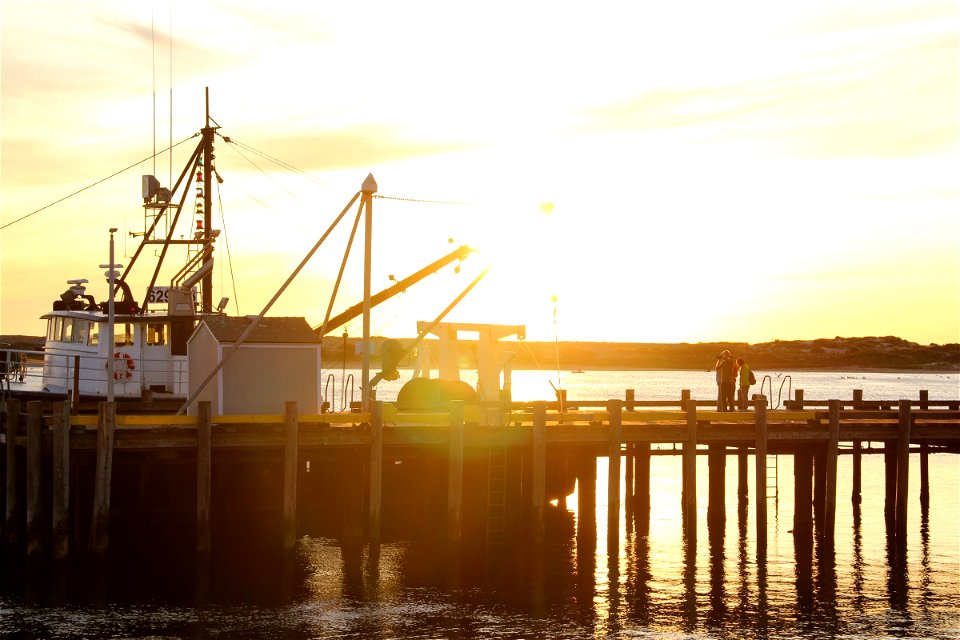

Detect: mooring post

[196,401,212,561]
[52,401,71,561]
[754,395,768,552]
[90,401,116,555]
[369,401,383,550]
[918,390,929,507]
[283,401,299,552]
[852,389,863,409]
[25,401,42,558]
[824,400,840,544]
[607,400,623,547]
[792,389,804,411]
[625,389,635,412]
[682,399,697,536]
[895,400,911,541]
[531,402,547,547]
[4,398,21,548]
[447,401,465,547]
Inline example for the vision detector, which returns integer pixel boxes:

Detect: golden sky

[1,1,958,345]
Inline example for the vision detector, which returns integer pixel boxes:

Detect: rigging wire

[221,141,310,206]
[220,135,336,189]
[0,135,197,232]
[215,181,240,316]
[373,194,469,206]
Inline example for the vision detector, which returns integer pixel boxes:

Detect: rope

[0,134,197,231]
[374,194,468,205]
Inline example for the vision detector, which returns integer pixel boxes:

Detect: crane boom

[315,244,475,336]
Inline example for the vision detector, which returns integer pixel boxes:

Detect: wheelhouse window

[73,320,88,344]
[89,322,99,346]
[61,318,74,342]
[147,323,167,346]
[52,317,63,342]
[114,323,134,347]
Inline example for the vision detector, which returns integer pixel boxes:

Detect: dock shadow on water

[1,454,959,638]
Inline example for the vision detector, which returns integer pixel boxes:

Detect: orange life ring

[105,352,135,380]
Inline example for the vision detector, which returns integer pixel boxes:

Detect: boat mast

[201,87,214,313]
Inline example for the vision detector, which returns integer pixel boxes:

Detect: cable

[1,135,197,231]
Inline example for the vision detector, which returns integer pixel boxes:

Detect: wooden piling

[625,389,635,412]
[196,401,212,561]
[607,400,622,545]
[283,401,298,552]
[634,442,650,535]
[754,395,768,551]
[895,399,911,540]
[918,391,929,507]
[52,401,71,561]
[5,398,21,547]
[682,399,697,535]
[851,438,862,505]
[369,401,384,549]
[25,401,42,558]
[824,400,840,543]
[794,446,813,536]
[707,443,725,526]
[577,453,597,546]
[884,441,896,526]
[737,446,748,500]
[90,401,116,555]
[447,401,465,546]
[531,402,546,546]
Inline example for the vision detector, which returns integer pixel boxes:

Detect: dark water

[2,370,958,638]
[1,453,957,639]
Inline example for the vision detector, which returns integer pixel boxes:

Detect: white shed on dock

[187,316,322,415]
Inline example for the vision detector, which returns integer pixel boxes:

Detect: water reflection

[1,454,958,639]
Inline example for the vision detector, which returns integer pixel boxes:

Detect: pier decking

[2,389,958,562]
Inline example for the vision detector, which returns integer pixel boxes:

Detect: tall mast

[200,87,215,313]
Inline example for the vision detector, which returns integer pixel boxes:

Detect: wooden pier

[2,389,959,563]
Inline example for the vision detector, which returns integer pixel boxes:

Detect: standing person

[716,350,736,412]
[714,353,724,410]
[737,357,754,410]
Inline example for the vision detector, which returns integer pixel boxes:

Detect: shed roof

[199,316,321,344]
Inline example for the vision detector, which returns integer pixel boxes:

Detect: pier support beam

[447,401,465,547]
[823,400,840,544]
[754,396,768,552]
[707,443,725,527]
[576,453,597,547]
[89,401,116,555]
[368,402,383,550]
[283,401,299,552]
[196,401,212,561]
[634,442,650,536]
[25,401,42,558]
[4,399,22,549]
[607,400,622,548]
[682,400,697,538]
[52,402,71,561]
[895,399,911,542]
[531,402,546,547]
[793,445,813,538]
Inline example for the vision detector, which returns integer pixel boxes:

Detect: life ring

[105,352,135,380]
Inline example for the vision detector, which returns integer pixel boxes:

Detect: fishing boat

[0,93,484,411]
